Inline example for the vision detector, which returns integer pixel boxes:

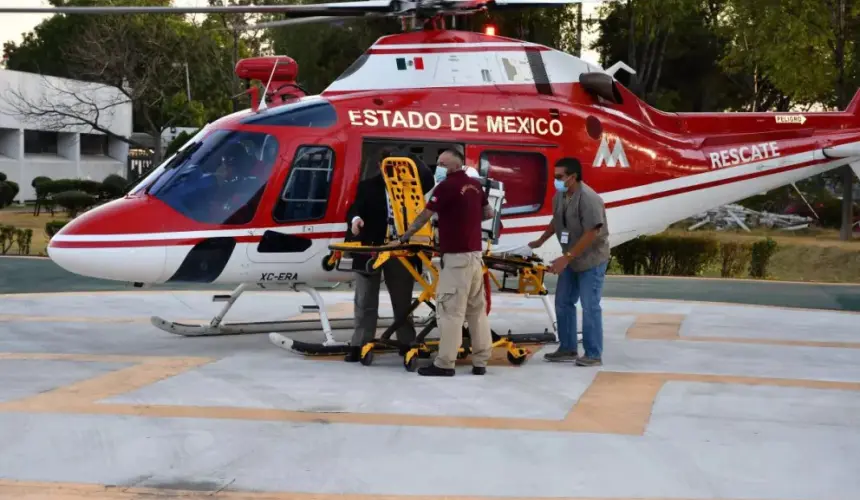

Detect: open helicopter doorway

[359,139,465,183]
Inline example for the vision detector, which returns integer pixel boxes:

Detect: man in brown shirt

[398,148,495,376]
[529,157,610,366]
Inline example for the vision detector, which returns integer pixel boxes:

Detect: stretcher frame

[323,157,556,371]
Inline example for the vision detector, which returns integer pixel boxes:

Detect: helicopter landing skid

[150,282,391,344]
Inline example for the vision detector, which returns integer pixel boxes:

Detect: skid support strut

[150,282,395,340]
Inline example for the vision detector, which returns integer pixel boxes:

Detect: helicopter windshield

[145,129,279,226]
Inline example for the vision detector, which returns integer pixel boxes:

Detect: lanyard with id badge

[559,193,581,247]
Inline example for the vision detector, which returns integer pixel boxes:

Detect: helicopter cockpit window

[146,130,278,226]
[273,145,334,222]
[240,98,337,128]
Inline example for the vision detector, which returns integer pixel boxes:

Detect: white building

[0,68,133,202]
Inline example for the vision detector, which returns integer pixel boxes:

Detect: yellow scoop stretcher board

[320,157,557,372]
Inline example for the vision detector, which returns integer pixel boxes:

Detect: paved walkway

[2,256,859,311]
[0,290,859,499]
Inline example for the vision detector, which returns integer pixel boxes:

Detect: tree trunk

[627,0,639,91]
[647,30,669,99]
[840,165,855,240]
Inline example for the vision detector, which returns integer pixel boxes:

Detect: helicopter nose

[47,197,168,283]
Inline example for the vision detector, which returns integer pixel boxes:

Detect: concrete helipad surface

[1,289,860,500]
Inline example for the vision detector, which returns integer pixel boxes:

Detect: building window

[80,133,109,155]
[273,145,334,222]
[24,130,58,155]
[479,151,547,215]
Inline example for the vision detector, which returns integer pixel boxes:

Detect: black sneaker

[543,348,577,362]
[418,364,455,377]
[344,346,361,362]
[472,366,486,375]
[575,356,602,367]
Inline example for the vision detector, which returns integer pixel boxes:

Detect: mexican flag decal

[396,56,424,71]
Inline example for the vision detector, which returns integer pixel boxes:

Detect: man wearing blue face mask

[528,158,610,366]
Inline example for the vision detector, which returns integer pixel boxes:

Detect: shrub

[0,181,14,208]
[749,237,779,279]
[14,228,32,255]
[0,225,14,254]
[45,220,69,238]
[719,241,752,278]
[41,179,103,197]
[671,236,720,276]
[32,176,52,189]
[0,172,6,182]
[611,236,647,274]
[5,180,19,201]
[53,190,96,217]
[611,234,721,277]
[100,174,128,199]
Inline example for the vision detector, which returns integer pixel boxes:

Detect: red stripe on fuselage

[603,158,824,209]
[48,233,345,249]
[50,158,830,250]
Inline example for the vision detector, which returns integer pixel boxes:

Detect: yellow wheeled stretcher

[322,156,556,372]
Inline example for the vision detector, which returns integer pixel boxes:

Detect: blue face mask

[554,179,567,192]
[434,165,448,183]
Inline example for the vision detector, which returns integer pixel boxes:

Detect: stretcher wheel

[507,351,527,366]
[321,253,336,271]
[404,354,418,372]
[360,350,374,366]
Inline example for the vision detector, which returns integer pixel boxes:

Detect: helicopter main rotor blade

[437,0,603,8]
[230,15,375,32]
[0,0,602,16]
[0,1,400,16]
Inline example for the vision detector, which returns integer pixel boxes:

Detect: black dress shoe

[417,364,455,377]
[344,347,361,362]
[471,366,486,375]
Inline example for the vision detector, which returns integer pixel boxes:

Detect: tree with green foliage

[464,5,582,54]
[0,0,241,163]
[200,0,285,113]
[590,0,759,112]
[720,0,859,239]
[263,1,401,95]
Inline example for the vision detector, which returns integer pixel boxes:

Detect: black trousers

[351,258,418,346]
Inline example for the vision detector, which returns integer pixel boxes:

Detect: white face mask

[434,165,448,183]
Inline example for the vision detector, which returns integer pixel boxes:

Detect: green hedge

[31,174,131,216]
[45,220,69,238]
[612,234,779,280]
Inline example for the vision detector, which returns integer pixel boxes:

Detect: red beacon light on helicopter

[483,24,497,36]
[234,56,308,111]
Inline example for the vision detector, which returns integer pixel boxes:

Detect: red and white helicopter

[4,0,860,350]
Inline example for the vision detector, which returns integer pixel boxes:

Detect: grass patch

[610,227,859,283]
[0,206,69,256]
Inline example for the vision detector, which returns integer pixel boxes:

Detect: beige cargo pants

[434,251,493,370]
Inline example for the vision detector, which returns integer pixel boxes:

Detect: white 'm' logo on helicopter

[593,136,629,168]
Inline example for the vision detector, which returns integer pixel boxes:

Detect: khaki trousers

[434,251,493,369]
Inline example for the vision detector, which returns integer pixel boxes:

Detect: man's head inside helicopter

[215,142,254,184]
